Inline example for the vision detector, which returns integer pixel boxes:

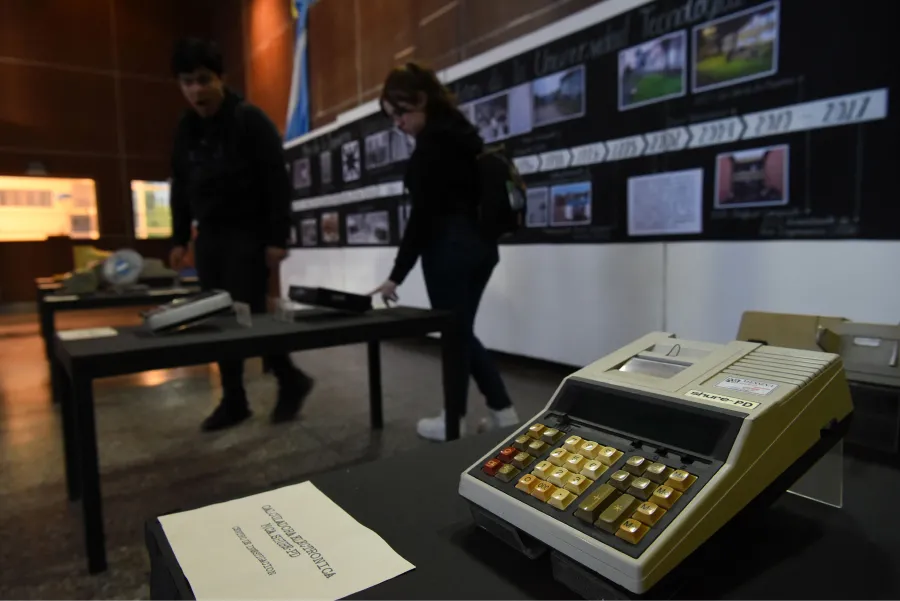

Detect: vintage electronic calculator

[459,332,853,595]
[142,290,233,333]
[288,285,372,314]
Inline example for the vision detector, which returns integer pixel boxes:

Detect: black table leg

[73,375,108,573]
[60,363,81,501]
[367,340,383,429]
[38,299,54,362]
[50,345,65,408]
[40,303,61,407]
[441,323,464,441]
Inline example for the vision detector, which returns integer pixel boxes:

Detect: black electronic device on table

[288,285,372,313]
[141,290,234,333]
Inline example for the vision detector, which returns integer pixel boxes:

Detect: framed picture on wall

[714,144,789,209]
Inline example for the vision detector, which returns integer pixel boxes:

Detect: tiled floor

[0,308,570,599]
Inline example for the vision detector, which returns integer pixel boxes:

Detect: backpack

[475,146,527,241]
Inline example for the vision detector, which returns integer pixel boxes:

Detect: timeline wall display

[285,0,896,248]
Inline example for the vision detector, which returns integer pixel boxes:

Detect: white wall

[283,244,666,367]
[282,0,900,366]
[665,241,900,344]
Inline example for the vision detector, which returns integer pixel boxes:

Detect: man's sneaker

[476,406,521,433]
[271,375,314,424]
[201,402,251,432]
[416,410,467,441]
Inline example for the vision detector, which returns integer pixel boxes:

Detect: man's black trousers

[194,226,305,405]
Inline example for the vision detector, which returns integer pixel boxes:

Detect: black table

[145,428,900,600]
[36,278,199,362]
[38,283,201,408]
[56,306,464,574]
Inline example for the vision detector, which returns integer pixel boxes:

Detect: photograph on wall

[320,211,340,243]
[365,131,391,170]
[397,201,412,237]
[692,0,780,94]
[301,218,318,246]
[471,84,533,144]
[627,168,704,236]
[342,140,361,182]
[320,151,332,185]
[292,157,311,190]
[389,129,413,162]
[346,210,390,245]
[714,144,789,209]
[618,30,687,111]
[525,187,550,227]
[532,65,586,128]
[549,181,592,227]
[131,180,172,239]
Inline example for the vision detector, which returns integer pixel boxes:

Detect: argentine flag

[286,0,316,140]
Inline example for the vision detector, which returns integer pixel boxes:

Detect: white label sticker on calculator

[715,376,777,396]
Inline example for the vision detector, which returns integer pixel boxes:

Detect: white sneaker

[416,411,467,441]
[477,406,521,433]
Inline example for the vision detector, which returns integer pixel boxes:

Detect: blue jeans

[421,218,513,415]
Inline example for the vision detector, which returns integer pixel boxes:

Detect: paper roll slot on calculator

[459,332,853,594]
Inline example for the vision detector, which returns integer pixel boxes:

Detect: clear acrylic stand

[787,440,844,508]
[273,298,299,323]
[233,302,253,328]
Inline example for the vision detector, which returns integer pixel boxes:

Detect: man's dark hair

[171,37,224,77]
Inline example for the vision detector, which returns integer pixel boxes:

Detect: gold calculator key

[578,440,601,459]
[580,460,609,481]
[595,494,638,533]
[565,453,587,472]
[627,477,654,501]
[526,439,549,456]
[597,446,623,466]
[616,518,650,544]
[527,423,546,439]
[565,473,591,495]
[541,427,565,444]
[548,466,572,487]
[516,473,540,494]
[548,448,571,466]
[495,463,520,483]
[563,435,583,453]
[512,451,535,470]
[651,485,682,509]
[549,488,577,510]
[532,460,554,479]
[644,462,673,484]
[513,435,531,451]
[575,483,618,523]
[633,501,666,527]
[666,469,698,492]
[531,480,557,502]
[625,456,648,476]
[608,470,634,492]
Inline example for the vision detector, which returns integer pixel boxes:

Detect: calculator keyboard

[468,413,721,558]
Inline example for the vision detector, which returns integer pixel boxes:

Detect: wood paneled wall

[244,0,602,130]
[0,0,245,302]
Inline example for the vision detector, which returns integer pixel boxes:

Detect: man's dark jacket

[169,89,292,249]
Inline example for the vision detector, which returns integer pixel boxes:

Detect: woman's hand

[370,280,399,306]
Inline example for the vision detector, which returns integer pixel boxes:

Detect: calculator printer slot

[619,356,688,379]
[459,331,853,596]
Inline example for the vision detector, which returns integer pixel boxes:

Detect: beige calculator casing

[459,332,853,594]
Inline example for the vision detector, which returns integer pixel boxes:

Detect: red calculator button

[483,458,503,476]
[498,447,518,463]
